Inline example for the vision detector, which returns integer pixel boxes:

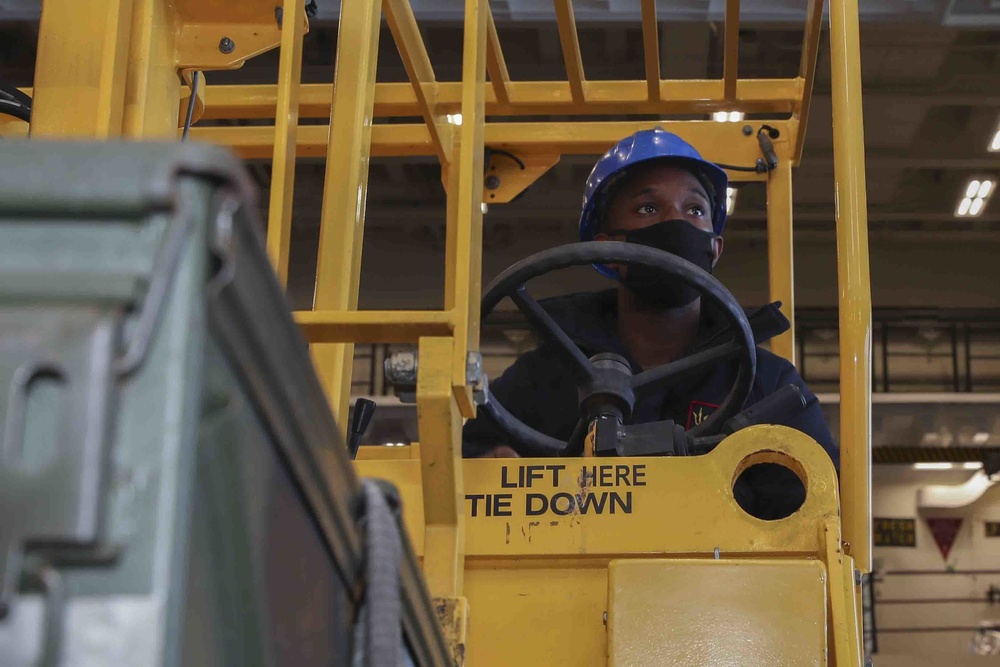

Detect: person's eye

[688,204,707,217]
[636,203,657,215]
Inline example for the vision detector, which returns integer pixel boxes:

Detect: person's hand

[484,445,520,458]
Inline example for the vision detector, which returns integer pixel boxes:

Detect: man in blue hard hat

[462,128,836,516]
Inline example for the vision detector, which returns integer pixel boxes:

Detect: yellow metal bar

[723,0,740,102]
[640,0,661,101]
[122,0,183,138]
[197,79,802,120]
[416,337,465,597]
[266,0,307,284]
[295,310,454,344]
[485,9,511,105]
[310,0,382,433]
[191,119,794,169]
[384,0,451,164]
[553,0,588,103]
[766,161,795,363]
[448,0,488,418]
[824,519,864,667]
[31,0,136,138]
[829,0,873,574]
[795,0,825,164]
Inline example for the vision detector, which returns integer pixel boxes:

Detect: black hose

[0,82,31,123]
[181,71,200,141]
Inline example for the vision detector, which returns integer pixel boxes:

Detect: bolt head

[219,37,236,54]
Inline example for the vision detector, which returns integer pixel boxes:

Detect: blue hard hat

[579,128,730,245]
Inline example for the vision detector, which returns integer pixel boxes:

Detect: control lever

[347,398,377,459]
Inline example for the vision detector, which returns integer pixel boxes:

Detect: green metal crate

[0,142,446,667]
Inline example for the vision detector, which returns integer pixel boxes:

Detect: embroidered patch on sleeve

[686,400,720,429]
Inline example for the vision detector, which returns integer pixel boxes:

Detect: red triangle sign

[925,518,963,561]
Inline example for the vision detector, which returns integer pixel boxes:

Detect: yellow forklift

[0,0,871,665]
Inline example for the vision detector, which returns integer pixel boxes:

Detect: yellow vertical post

[766,161,796,362]
[266,0,307,284]
[829,0,873,574]
[32,0,136,137]
[416,337,465,597]
[311,0,382,431]
[447,0,488,417]
[122,0,182,138]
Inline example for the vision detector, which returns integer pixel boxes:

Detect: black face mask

[609,219,717,309]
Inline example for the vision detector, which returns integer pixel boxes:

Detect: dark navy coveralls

[462,290,838,519]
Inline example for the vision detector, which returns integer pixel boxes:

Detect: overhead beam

[640,0,660,101]
[384,0,451,163]
[723,0,740,102]
[553,0,587,103]
[485,8,510,105]
[188,119,793,167]
[795,0,825,164]
[193,79,801,119]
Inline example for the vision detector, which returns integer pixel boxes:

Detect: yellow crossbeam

[189,120,792,175]
[723,0,740,102]
[295,310,454,343]
[640,0,660,101]
[553,0,587,103]
[384,0,451,163]
[194,79,801,119]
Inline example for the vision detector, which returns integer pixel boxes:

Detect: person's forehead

[618,163,707,198]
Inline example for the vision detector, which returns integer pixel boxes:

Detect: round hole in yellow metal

[731,449,808,521]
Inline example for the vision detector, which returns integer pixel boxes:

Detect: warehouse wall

[872,467,1000,661]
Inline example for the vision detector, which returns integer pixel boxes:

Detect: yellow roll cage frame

[4,0,872,663]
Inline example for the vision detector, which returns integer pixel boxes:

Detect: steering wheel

[478,241,756,457]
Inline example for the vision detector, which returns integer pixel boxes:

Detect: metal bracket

[483,151,560,204]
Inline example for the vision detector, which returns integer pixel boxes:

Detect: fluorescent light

[914,462,954,470]
[713,111,728,122]
[446,113,462,126]
[991,130,1000,152]
[726,187,736,215]
[728,111,744,122]
[959,178,995,217]
[963,462,984,470]
[481,202,489,214]
[973,432,990,445]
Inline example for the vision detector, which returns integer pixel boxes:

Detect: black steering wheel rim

[479,241,756,457]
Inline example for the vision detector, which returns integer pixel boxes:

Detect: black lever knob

[347,398,377,459]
